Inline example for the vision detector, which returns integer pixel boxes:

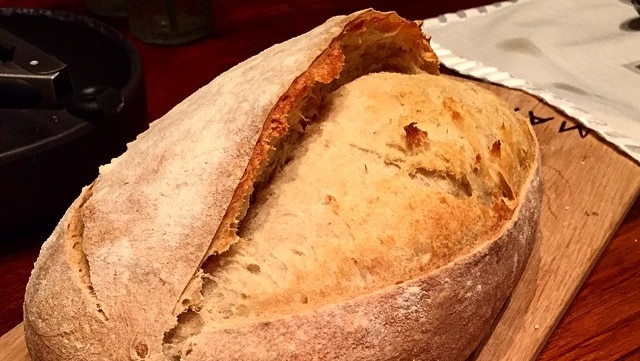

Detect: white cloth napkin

[422,0,640,163]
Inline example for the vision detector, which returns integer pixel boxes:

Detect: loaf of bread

[23,10,541,361]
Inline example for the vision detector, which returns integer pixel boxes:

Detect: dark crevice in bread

[410,167,474,198]
[161,12,438,360]
[64,185,109,323]
[162,310,203,361]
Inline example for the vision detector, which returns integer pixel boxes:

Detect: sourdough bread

[24,10,541,361]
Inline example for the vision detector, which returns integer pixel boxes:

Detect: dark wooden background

[0,1,638,360]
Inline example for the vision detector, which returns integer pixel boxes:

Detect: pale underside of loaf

[23,9,540,361]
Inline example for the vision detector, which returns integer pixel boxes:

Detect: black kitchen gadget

[0,8,147,232]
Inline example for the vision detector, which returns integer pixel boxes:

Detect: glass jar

[127,0,211,45]
[84,0,127,17]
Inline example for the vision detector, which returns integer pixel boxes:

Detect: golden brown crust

[171,70,542,360]
[210,9,438,257]
[183,165,540,361]
[23,9,540,361]
[24,11,368,361]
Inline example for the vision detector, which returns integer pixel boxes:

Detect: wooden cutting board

[1,80,638,361]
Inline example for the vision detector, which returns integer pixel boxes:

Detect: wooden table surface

[1,1,638,360]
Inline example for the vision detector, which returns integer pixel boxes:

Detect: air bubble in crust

[246,263,261,274]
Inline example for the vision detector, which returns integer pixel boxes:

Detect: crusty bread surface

[23,9,541,361]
